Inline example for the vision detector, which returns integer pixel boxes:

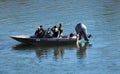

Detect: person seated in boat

[35,25,45,38]
[51,25,60,38]
[58,23,64,37]
[44,28,52,38]
[75,23,91,41]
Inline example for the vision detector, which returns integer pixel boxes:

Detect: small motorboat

[11,35,78,45]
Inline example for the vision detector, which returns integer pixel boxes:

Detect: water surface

[0,0,120,74]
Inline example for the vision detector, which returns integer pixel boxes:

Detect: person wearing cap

[75,23,91,41]
[51,25,60,38]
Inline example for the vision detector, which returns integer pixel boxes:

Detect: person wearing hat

[75,23,91,41]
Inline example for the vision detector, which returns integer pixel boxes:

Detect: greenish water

[0,0,120,74]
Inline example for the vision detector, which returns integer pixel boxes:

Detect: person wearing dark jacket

[51,25,59,38]
[35,25,45,38]
[58,23,63,37]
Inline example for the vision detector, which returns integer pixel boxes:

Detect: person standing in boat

[75,23,91,42]
[51,25,60,38]
[58,23,64,37]
[35,25,45,38]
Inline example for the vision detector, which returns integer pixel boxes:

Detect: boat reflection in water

[13,42,92,60]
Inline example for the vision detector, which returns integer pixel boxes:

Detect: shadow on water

[12,42,92,60]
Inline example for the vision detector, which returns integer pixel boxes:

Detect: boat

[11,35,78,45]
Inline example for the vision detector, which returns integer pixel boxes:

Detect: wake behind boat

[11,35,78,45]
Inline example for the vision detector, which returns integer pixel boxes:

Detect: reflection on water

[54,47,64,60]
[13,42,91,60]
[77,42,91,59]
[13,44,75,59]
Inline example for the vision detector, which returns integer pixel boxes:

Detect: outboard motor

[75,23,87,34]
[75,23,89,41]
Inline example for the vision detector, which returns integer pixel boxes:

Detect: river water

[0,0,120,74]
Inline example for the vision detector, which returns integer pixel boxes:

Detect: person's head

[38,25,43,30]
[59,23,62,27]
[40,25,42,28]
[77,23,82,26]
[54,25,57,28]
